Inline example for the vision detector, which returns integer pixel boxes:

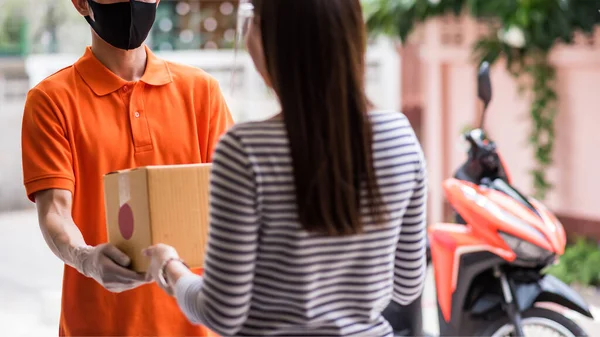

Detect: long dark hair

[254,0,386,236]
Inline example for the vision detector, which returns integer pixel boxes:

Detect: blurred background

[0,0,599,336]
[0,0,400,335]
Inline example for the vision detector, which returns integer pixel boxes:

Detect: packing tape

[118,174,131,207]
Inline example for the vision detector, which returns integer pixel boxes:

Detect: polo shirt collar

[74,45,173,96]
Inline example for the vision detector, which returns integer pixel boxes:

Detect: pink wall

[413,17,600,224]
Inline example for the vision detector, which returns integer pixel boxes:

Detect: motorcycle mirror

[478,61,492,128]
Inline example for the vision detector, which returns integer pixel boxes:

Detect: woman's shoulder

[225,119,285,138]
[367,110,410,124]
[367,110,416,134]
[368,110,425,171]
[216,119,286,150]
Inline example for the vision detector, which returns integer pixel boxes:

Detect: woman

[143,0,428,336]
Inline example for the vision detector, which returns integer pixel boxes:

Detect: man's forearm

[38,211,91,273]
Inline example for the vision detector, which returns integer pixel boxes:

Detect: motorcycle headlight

[499,231,554,264]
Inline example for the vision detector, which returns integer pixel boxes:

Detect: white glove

[72,243,150,293]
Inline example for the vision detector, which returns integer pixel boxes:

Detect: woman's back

[178,110,427,336]
[150,1,428,335]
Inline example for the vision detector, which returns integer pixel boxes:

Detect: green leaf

[548,239,600,286]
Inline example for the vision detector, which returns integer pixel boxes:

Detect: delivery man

[20,0,233,336]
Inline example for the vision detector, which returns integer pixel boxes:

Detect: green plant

[363,0,600,200]
[545,238,600,286]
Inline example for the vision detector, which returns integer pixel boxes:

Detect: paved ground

[0,210,62,336]
[0,209,598,336]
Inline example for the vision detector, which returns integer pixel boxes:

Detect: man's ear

[72,0,91,17]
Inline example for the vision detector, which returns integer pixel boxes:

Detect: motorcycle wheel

[477,307,588,337]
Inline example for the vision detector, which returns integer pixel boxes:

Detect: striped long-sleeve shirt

[174,111,428,336]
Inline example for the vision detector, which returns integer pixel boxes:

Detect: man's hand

[77,243,150,293]
[34,189,149,293]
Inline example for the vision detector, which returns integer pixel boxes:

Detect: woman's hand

[142,244,181,294]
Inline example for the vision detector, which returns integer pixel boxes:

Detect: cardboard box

[103,164,211,272]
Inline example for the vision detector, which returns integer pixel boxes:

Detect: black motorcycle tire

[477,307,588,337]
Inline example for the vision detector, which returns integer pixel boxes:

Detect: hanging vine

[363,0,600,200]
[528,56,558,199]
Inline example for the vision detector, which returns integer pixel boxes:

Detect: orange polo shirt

[21,45,233,336]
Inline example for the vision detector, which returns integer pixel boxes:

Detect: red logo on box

[118,203,134,240]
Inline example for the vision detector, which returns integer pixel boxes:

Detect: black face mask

[85,0,156,50]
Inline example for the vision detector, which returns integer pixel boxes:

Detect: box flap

[145,163,212,170]
[105,166,146,176]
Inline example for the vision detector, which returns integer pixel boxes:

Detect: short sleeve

[205,78,234,162]
[21,87,75,202]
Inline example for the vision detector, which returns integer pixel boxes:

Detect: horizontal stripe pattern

[175,111,427,336]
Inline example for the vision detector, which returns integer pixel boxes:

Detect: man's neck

[90,34,147,82]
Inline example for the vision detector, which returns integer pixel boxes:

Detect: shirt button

[123,85,129,93]
[134,111,140,118]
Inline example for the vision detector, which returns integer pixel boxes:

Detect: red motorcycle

[384,62,593,337]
